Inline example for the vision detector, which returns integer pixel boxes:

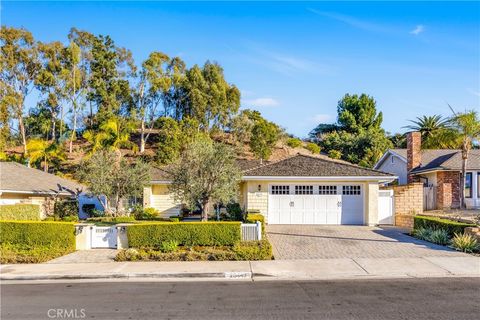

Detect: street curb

[0,271,252,281]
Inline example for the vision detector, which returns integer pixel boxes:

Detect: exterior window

[295,185,313,195]
[271,185,289,195]
[342,185,361,195]
[465,173,472,198]
[319,185,337,195]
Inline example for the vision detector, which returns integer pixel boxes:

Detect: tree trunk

[18,115,27,157]
[51,117,56,142]
[201,199,210,221]
[44,154,48,172]
[69,100,77,153]
[140,119,146,153]
[59,105,64,139]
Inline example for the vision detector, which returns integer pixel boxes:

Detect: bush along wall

[245,212,265,235]
[0,221,76,263]
[127,222,242,248]
[413,216,475,238]
[0,204,41,221]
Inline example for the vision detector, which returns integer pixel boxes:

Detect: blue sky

[2,1,480,137]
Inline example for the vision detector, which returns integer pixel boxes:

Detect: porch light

[258,185,261,192]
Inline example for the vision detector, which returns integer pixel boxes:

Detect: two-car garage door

[268,184,364,225]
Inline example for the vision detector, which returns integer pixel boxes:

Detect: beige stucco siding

[364,182,379,226]
[143,184,181,216]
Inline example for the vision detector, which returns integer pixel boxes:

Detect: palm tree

[404,115,452,148]
[83,117,137,154]
[448,110,480,208]
[26,139,65,172]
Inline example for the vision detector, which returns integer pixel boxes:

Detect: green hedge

[0,204,41,221]
[413,216,475,238]
[127,222,241,248]
[0,221,75,247]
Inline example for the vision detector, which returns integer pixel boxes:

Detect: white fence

[424,186,436,211]
[241,222,262,241]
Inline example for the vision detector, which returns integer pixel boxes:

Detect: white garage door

[268,184,364,225]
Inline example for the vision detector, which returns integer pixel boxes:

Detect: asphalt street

[1,278,479,320]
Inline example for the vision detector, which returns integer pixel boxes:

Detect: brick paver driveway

[267,225,467,260]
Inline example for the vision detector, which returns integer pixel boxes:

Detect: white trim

[242,176,397,182]
[374,150,407,169]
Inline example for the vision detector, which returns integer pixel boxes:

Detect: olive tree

[77,150,151,215]
[169,138,242,221]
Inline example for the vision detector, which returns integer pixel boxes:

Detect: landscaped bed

[115,240,273,261]
[116,219,273,261]
[412,215,479,254]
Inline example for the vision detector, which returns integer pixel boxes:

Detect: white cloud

[467,88,480,97]
[310,114,333,123]
[244,97,279,107]
[307,8,390,33]
[410,25,425,35]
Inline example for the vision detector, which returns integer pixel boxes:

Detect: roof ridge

[296,153,392,175]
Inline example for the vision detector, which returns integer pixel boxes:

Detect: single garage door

[268,184,364,225]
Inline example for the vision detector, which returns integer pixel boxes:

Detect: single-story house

[144,154,397,225]
[374,132,480,209]
[0,161,94,218]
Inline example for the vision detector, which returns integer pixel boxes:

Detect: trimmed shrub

[86,216,136,224]
[414,216,475,238]
[0,204,41,221]
[226,202,243,221]
[413,227,432,241]
[451,233,478,253]
[127,222,241,248]
[54,200,78,219]
[135,207,160,220]
[0,221,75,247]
[428,229,450,245]
[169,216,181,222]
[286,138,302,148]
[0,221,76,263]
[305,142,321,154]
[233,240,273,260]
[160,240,179,253]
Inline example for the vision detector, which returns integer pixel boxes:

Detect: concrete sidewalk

[1,256,479,281]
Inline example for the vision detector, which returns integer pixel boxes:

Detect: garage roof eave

[241,176,398,182]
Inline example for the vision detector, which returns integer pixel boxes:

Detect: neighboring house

[374,132,480,209]
[0,162,87,218]
[144,154,396,225]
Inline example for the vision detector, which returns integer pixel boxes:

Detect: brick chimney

[407,131,421,183]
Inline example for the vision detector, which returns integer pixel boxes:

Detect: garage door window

[295,185,313,194]
[272,185,290,194]
[342,185,361,195]
[319,185,337,195]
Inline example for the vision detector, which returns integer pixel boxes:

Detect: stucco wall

[365,182,379,226]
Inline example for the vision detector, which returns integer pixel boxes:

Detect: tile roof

[243,154,393,177]
[0,162,85,195]
[387,149,480,172]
